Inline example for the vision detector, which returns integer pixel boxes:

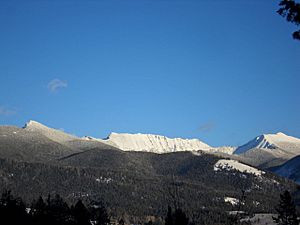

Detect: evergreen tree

[119,218,125,225]
[173,208,189,225]
[46,194,72,225]
[89,201,110,225]
[72,200,90,225]
[164,206,189,225]
[30,196,47,225]
[165,206,173,225]
[278,0,300,40]
[273,190,299,225]
[0,190,29,225]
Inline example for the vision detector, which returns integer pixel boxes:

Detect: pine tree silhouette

[46,194,72,225]
[0,190,29,225]
[278,0,300,40]
[30,196,47,225]
[89,201,110,225]
[173,208,189,225]
[72,200,90,225]
[273,190,299,225]
[164,206,189,225]
[165,206,173,225]
[119,218,125,225]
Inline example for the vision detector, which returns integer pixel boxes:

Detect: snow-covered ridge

[234,132,300,155]
[23,120,46,129]
[23,120,77,143]
[214,159,265,176]
[211,146,236,154]
[102,132,212,153]
[22,120,216,153]
[86,133,236,154]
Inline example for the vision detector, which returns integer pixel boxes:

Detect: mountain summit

[103,132,212,153]
[23,120,78,143]
[234,132,300,155]
[232,132,300,170]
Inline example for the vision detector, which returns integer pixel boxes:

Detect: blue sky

[0,0,299,146]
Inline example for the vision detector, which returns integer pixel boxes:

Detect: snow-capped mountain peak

[23,120,77,142]
[103,132,212,153]
[234,132,300,155]
[23,120,46,129]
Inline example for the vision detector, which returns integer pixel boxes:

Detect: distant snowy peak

[104,132,212,153]
[212,146,236,154]
[23,120,47,129]
[23,120,77,142]
[234,132,300,155]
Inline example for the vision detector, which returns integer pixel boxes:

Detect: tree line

[0,189,246,225]
[0,190,109,225]
[1,189,299,225]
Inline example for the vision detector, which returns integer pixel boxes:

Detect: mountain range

[2,120,300,181]
[20,120,300,157]
[0,120,299,224]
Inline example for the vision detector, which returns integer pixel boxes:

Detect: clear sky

[0,0,299,147]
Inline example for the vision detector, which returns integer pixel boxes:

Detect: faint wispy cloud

[47,79,68,93]
[0,106,17,116]
[199,122,215,133]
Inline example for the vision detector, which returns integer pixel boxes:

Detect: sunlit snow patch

[95,177,113,184]
[224,197,240,206]
[214,159,265,176]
